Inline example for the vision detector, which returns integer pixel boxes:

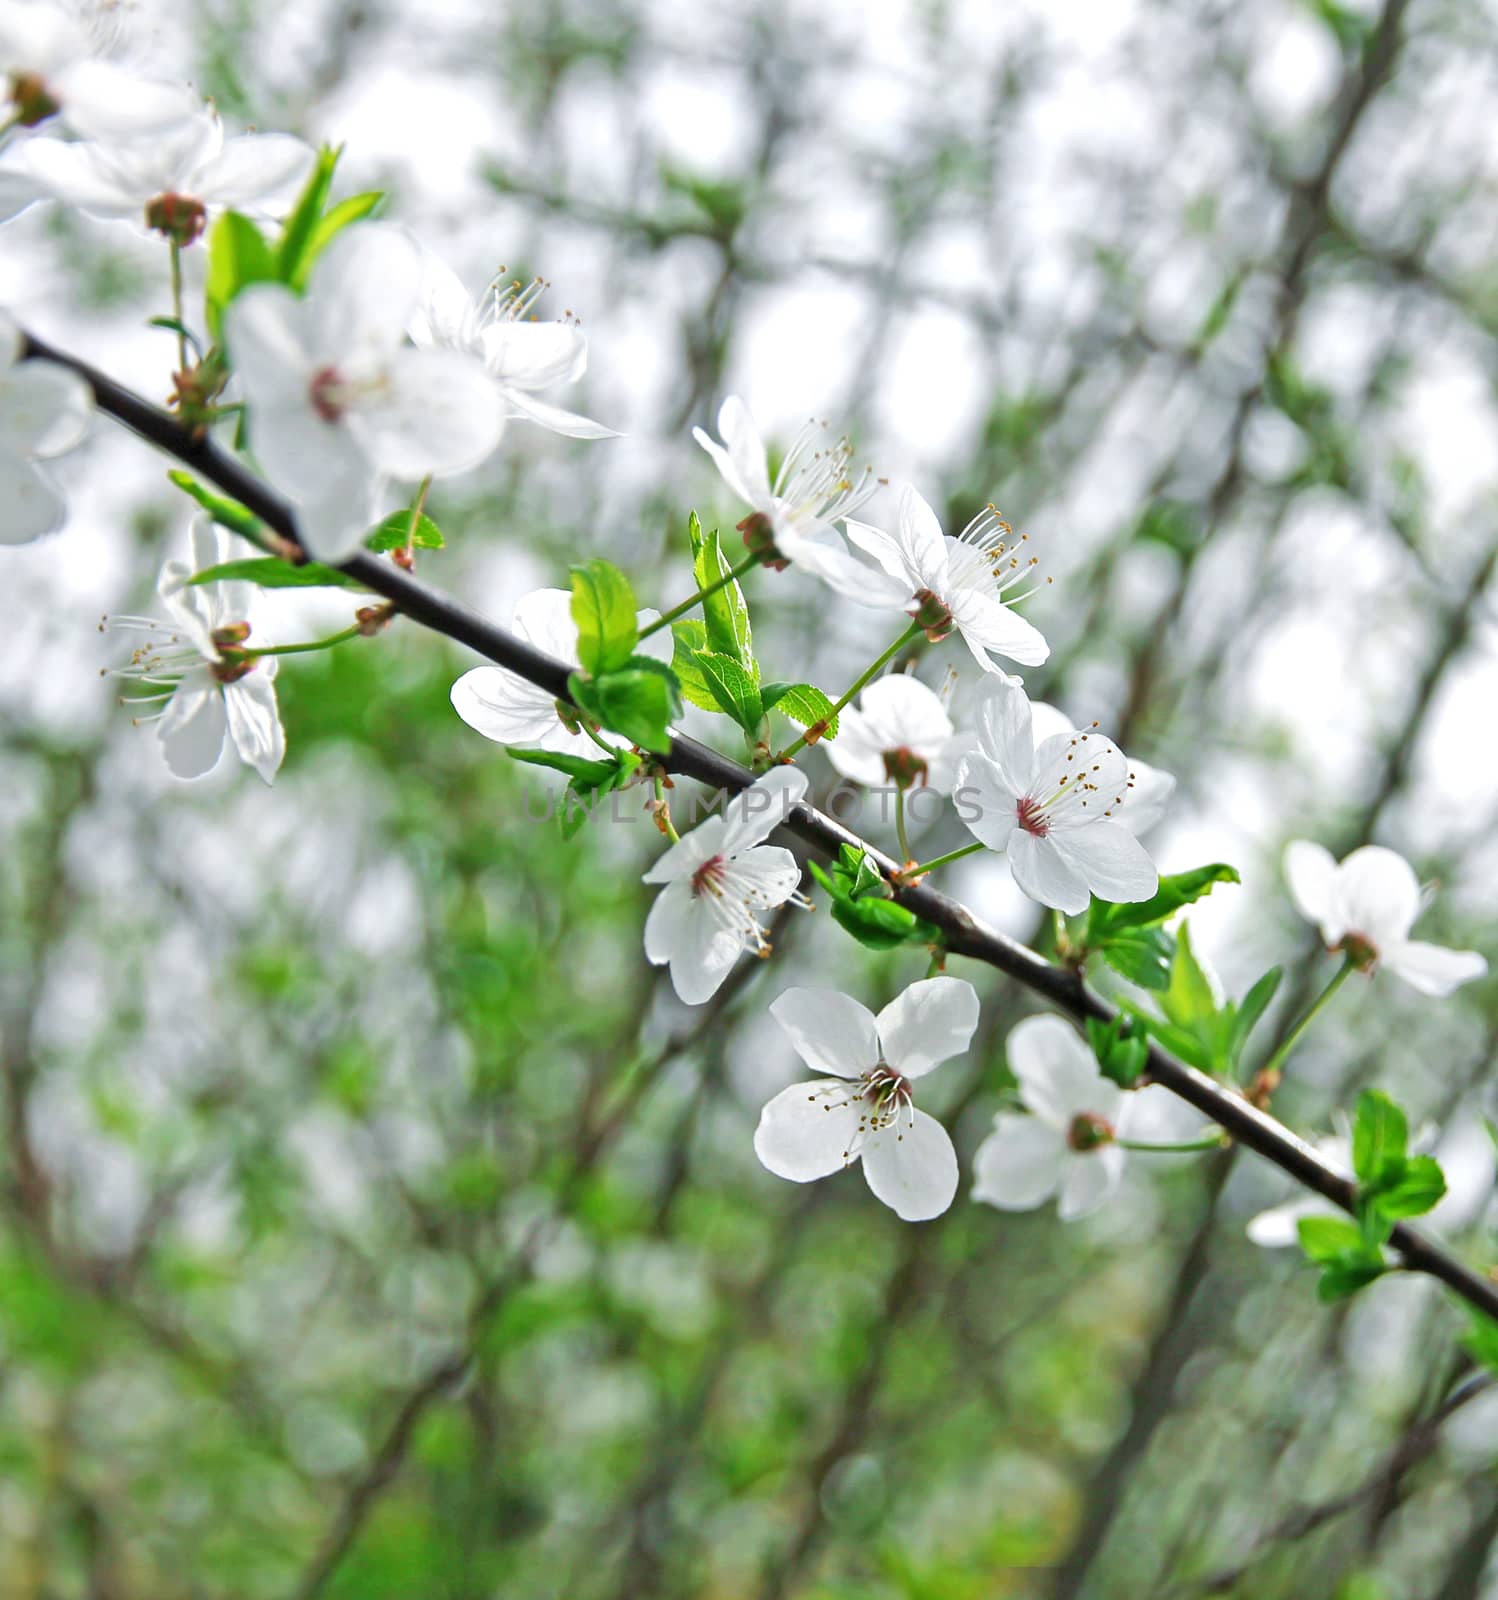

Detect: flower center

[690,855,728,898]
[145,192,208,247]
[946,504,1054,607]
[9,70,59,126]
[861,1063,914,1131]
[1067,1112,1115,1153]
[907,587,954,643]
[310,366,350,423]
[1016,795,1050,836]
[1339,933,1379,972]
[738,511,787,570]
[771,419,878,531]
[882,746,929,791]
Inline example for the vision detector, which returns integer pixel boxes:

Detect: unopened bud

[555,700,584,736]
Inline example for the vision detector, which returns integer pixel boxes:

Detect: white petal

[409,248,475,349]
[823,705,890,786]
[844,516,919,588]
[1284,839,1341,939]
[1006,1014,1115,1128]
[950,588,1049,668]
[22,136,144,217]
[481,320,588,390]
[194,132,315,215]
[1336,845,1420,949]
[1383,940,1488,997]
[972,1115,1066,1209]
[308,223,421,368]
[754,1080,863,1182]
[1049,821,1157,904]
[643,878,693,963]
[894,483,950,586]
[224,667,284,784]
[970,676,1037,794]
[875,976,979,1079]
[1008,830,1091,914]
[511,588,581,662]
[1116,756,1174,837]
[361,349,505,479]
[0,450,66,542]
[720,766,808,854]
[157,677,227,779]
[730,845,804,909]
[781,521,908,607]
[642,819,722,885]
[769,987,879,1079]
[450,666,562,746]
[503,386,618,439]
[860,1109,959,1221]
[0,358,92,456]
[857,673,953,753]
[1057,1147,1124,1220]
[291,468,384,564]
[52,63,201,140]
[655,887,744,1004]
[715,395,774,506]
[952,751,1019,853]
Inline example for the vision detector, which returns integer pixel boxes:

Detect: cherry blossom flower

[953,678,1159,913]
[0,0,198,142]
[451,587,669,759]
[972,1014,1171,1220]
[1028,699,1174,838]
[1284,841,1487,996]
[754,976,979,1221]
[0,309,92,543]
[826,671,970,795]
[23,105,314,245]
[845,482,1050,673]
[410,251,617,440]
[693,395,906,606]
[104,518,284,784]
[643,767,811,1005]
[224,223,505,562]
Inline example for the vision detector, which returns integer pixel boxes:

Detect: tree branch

[21,327,1498,1324]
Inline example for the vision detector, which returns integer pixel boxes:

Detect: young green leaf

[204,211,276,338]
[1369,1154,1446,1220]
[761,681,839,739]
[689,512,755,674]
[504,748,621,784]
[807,845,943,953]
[167,471,270,546]
[1087,863,1240,939]
[364,511,445,552]
[276,145,341,286]
[570,560,639,675]
[1098,927,1174,991]
[1296,1215,1389,1303]
[1227,966,1283,1065]
[294,190,383,289]
[1160,923,1219,1032]
[187,557,365,591]
[670,621,720,712]
[569,661,680,756]
[1352,1090,1409,1188]
[692,650,763,731]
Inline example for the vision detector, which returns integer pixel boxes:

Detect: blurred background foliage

[3,0,1498,1594]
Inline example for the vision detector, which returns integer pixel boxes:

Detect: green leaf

[1370,1154,1446,1219]
[807,845,943,953]
[276,145,341,286]
[1228,966,1283,1065]
[1296,1214,1388,1302]
[1099,927,1173,991]
[294,190,383,290]
[689,513,755,674]
[364,511,445,552]
[1465,1312,1498,1374]
[761,682,839,739]
[187,557,364,591]
[1088,863,1240,939]
[1316,1259,1389,1302]
[1297,1215,1366,1262]
[569,560,639,675]
[692,650,763,731]
[504,748,620,784]
[1085,1015,1149,1088]
[204,210,276,339]
[569,660,679,756]
[1352,1090,1409,1187]
[507,746,642,839]
[670,621,719,712]
[1160,924,1219,1032]
[167,471,268,545]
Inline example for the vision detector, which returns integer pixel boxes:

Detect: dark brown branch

[19,327,1498,1325]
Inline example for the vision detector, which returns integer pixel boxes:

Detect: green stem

[637,551,762,641]
[653,773,680,843]
[1256,956,1357,1085]
[168,240,187,374]
[581,721,617,756]
[405,475,432,557]
[238,624,363,659]
[778,623,922,762]
[895,786,913,866]
[902,840,985,879]
[1117,1134,1229,1154]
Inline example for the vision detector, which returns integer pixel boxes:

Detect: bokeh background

[3,0,1498,1593]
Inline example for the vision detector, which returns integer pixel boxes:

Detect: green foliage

[296,190,383,288]
[204,211,276,339]
[692,649,762,731]
[808,844,943,952]
[1465,1311,1498,1375]
[188,556,364,590]
[506,745,643,839]
[167,470,271,547]
[688,513,755,676]
[671,620,718,711]
[1085,1013,1149,1087]
[1088,864,1239,991]
[569,559,640,675]
[1297,1215,1389,1302]
[568,660,680,757]
[274,144,340,286]
[761,681,839,738]
[365,511,445,552]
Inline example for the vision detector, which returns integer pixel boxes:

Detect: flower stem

[778,622,923,762]
[238,624,364,659]
[901,840,985,879]
[581,721,617,755]
[404,476,432,563]
[1255,956,1356,1086]
[653,773,680,843]
[1116,1133,1229,1154]
[636,551,763,641]
[895,786,913,866]
[168,240,188,374]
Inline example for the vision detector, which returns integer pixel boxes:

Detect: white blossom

[953,678,1159,913]
[845,482,1050,673]
[411,251,617,440]
[972,1015,1174,1220]
[451,587,669,759]
[1284,841,1486,996]
[826,671,970,795]
[104,518,284,784]
[224,223,505,562]
[693,395,906,606]
[1028,699,1175,837]
[643,767,810,1005]
[0,0,198,142]
[0,308,92,544]
[754,976,979,1222]
[23,104,314,244]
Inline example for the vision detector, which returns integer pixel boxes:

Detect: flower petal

[769,987,880,1079]
[0,358,92,456]
[1008,830,1090,914]
[1057,1147,1124,1220]
[503,386,618,439]
[1283,839,1340,938]
[754,1080,863,1182]
[0,450,65,542]
[1116,756,1174,837]
[972,1114,1066,1209]
[860,1109,958,1221]
[450,666,562,747]
[1048,820,1157,904]
[715,394,774,506]
[844,516,919,588]
[1336,845,1420,949]
[875,976,979,1079]
[512,588,580,662]
[21,136,145,217]
[158,677,227,779]
[949,588,1050,668]
[193,132,315,215]
[952,752,1019,853]
[309,223,421,368]
[1007,1014,1115,1129]
[224,667,285,785]
[52,62,202,140]
[970,676,1037,794]
[1383,940,1488,997]
[364,348,505,479]
[655,887,745,1004]
[894,483,949,587]
[721,766,807,854]
[642,819,722,885]
[482,320,588,391]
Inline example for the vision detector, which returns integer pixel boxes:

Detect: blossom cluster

[0,0,1487,1260]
